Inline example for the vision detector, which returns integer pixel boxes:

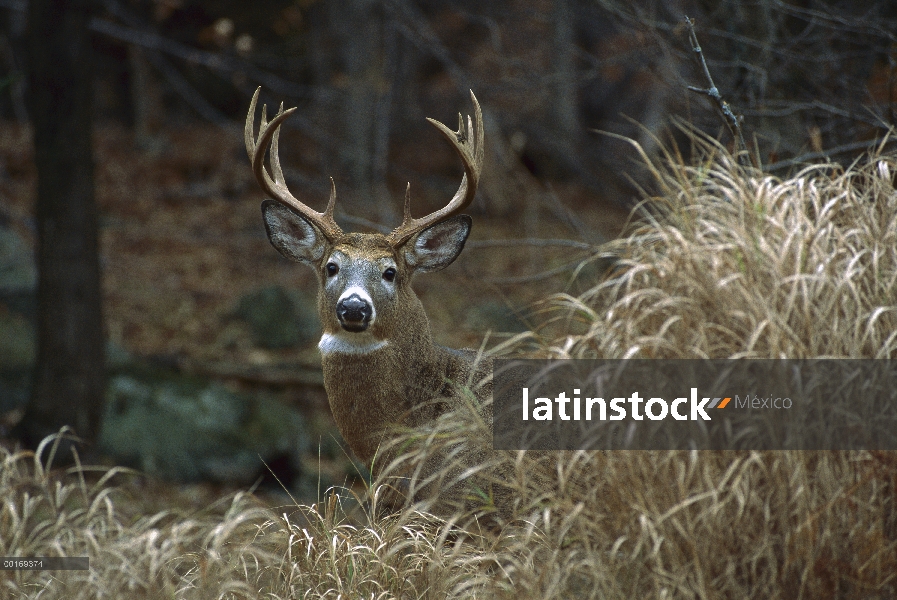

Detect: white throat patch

[318,332,388,355]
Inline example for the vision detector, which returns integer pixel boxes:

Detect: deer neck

[318,297,448,464]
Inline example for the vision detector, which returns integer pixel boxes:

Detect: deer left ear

[403,214,471,272]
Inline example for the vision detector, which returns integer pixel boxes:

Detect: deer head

[244,88,484,358]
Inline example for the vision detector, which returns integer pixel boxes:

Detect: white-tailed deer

[244,88,492,494]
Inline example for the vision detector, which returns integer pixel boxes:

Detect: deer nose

[336,294,372,332]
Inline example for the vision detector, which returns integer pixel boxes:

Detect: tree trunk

[20,0,105,456]
[551,0,579,142]
[308,0,391,221]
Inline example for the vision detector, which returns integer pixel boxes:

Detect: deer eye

[382,267,396,282]
[326,262,339,277]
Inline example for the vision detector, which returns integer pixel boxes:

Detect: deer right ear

[261,200,327,264]
[403,214,471,273]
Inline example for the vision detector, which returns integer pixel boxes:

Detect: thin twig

[742,100,855,121]
[763,136,897,172]
[484,259,586,285]
[88,17,320,101]
[142,48,233,129]
[684,16,753,167]
[384,0,472,90]
[542,184,600,243]
[770,0,897,42]
[467,239,596,250]
[185,359,324,387]
[93,0,233,129]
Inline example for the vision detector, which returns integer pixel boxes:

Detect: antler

[245,87,343,241]
[386,90,484,246]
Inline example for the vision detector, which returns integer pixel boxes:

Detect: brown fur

[317,233,492,467]
[246,90,498,516]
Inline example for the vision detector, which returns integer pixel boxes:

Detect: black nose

[336,294,372,332]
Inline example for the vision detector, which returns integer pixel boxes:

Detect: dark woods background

[8,1,896,208]
[0,0,894,486]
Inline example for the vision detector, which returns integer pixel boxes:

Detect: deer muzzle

[336,293,373,332]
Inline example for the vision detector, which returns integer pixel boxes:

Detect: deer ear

[404,214,471,272]
[261,200,327,264]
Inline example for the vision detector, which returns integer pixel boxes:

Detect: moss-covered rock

[235,285,319,349]
[100,370,308,485]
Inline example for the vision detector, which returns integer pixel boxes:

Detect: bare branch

[743,100,859,121]
[542,184,603,243]
[88,17,322,101]
[184,359,324,387]
[764,136,897,173]
[770,0,897,42]
[467,239,597,250]
[141,48,232,129]
[484,259,586,285]
[684,16,753,167]
[384,0,472,91]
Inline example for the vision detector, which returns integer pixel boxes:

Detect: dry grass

[4,140,897,598]
[0,435,499,598]
[544,132,897,359]
[0,435,282,598]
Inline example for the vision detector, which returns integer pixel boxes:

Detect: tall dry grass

[546,132,897,359]
[4,140,897,598]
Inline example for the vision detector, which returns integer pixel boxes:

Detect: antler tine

[269,102,287,187]
[403,182,412,221]
[245,87,343,241]
[387,90,484,246]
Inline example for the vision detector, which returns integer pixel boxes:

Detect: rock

[0,223,37,412]
[0,224,36,322]
[105,341,135,372]
[0,308,35,412]
[0,370,30,414]
[100,370,308,485]
[235,285,319,349]
[0,308,35,371]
